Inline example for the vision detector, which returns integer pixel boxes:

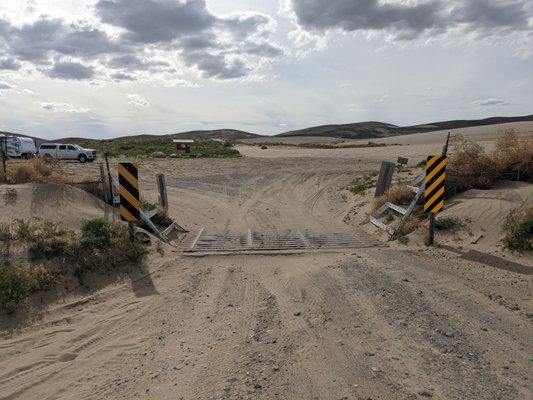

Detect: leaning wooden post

[1,137,6,176]
[99,164,109,203]
[156,174,168,212]
[374,161,395,198]
[102,141,114,204]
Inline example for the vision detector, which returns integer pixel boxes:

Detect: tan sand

[0,123,531,400]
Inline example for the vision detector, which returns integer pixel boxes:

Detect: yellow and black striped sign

[118,162,140,221]
[424,155,447,213]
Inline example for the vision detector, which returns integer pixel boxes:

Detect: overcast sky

[0,0,532,139]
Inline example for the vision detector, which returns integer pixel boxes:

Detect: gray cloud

[0,1,282,81]
[472,98,510,106]
[182,52,248,79]
[0,57,21,70]
[0,17,124,63]
[43,61,95,80]
[110,72,136,81]
[95,0,282,79]
[288,0,532,40]
[95,0,215,44]
[0,81,14,90]
[107,54,170,71]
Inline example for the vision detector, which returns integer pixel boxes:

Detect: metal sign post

[118,162,141,241]
[424,155,447,245]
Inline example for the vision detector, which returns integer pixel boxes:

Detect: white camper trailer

[0,135,37,158]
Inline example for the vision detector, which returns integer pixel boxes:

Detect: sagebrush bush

[75,219,147,282]
[435,216,461,230]
[502,205,533,251]
[0,266,31,313]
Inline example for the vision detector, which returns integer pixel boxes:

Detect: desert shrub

[349,172,378,194]
[4,188,17,200]
[492,130,533,181]
[372,185,415,211]
[435,216,461,230]
[502,204,533,251]
[0,266,31,313]
[10,218,71,260]
[150,211,173,229]
[75,220,148,281]
[0,222,13,241]
[141,200,157,211]
[28,265,59,291]
[81,219,111,247]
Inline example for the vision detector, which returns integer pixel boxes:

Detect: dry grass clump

[492,130,533,181]
[372,185,415,212]
[5,158,65,184]
[447,131,533,195]
[502,204,533,251]
[447,135,497,193]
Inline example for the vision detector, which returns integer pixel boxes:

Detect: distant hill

[2,115,532,145]
[277,115,533,139]
[56,129,259,144]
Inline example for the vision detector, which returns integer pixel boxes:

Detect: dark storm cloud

[0,0,282,81]
[43,61,95,80]
[288,0,531,39]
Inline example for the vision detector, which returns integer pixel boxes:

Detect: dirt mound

[407,181,532,254]
[0,182,112,230]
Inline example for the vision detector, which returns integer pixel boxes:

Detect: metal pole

[428,214,435,245]
[128,221,135,242]
[102,141,114,205]
[427,132,450,246]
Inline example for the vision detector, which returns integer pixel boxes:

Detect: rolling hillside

[277,115,533,139]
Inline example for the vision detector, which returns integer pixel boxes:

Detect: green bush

[75,220,148,282]
[81,219,110,247]
[12,219,71,261]
[348,172,378,195]
[435,216,461,230]
[0,266,31,313]
[502,205,533,251]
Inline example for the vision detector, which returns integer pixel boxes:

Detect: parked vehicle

[0,134,37,158]
[38,143,98,163]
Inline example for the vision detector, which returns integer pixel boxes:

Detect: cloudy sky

[0,0,532,139]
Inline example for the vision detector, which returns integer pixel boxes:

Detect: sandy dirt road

[1,131,532,399]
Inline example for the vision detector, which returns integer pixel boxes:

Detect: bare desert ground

[0,124,531,400]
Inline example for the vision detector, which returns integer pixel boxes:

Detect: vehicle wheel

[43,154,53,162]
[78,154,87,163]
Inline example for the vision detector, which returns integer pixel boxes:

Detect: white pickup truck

[38,143,98,163]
